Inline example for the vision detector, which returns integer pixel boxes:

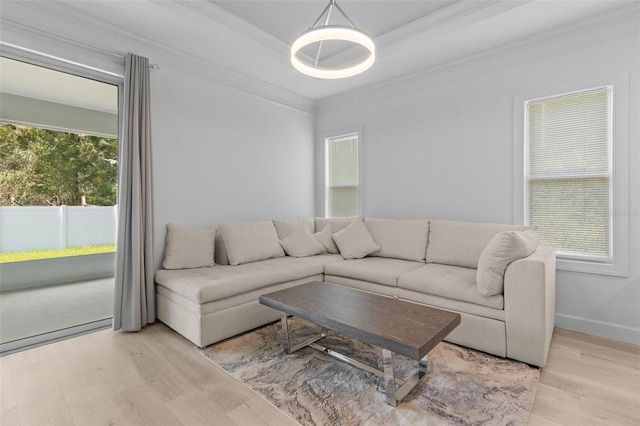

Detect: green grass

[0,244,116,263]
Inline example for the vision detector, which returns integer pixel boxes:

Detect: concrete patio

[0,277,113,353]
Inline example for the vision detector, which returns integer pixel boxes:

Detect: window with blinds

[325,133,359,218]
[526,87,612,260]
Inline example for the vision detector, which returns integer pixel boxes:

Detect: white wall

[151,61,316,264]
[316,18,640,344]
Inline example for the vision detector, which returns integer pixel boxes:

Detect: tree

[0,124,118,206]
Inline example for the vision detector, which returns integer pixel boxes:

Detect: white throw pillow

[162,223,215,269]
[219,221,285,265]
[332,219,381,260]
[476,230,539,296]
[280,225,326,258]
[314,224,339,254]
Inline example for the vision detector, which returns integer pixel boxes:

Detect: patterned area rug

[200,318,539,425]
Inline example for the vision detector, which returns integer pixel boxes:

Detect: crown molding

[375,0,527,50]
[317,3,640,111]
[4,0,314,114]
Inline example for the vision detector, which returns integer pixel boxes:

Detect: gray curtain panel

[113,53,155,331]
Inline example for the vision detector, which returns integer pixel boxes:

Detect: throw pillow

[314,224,339,254]
[332,219,381,260]
[476,230,539,296]
[280,225,326,258]
[219,221,285,265]
[162,223,215,270]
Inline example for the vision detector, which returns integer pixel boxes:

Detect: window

[525,87,612,261]
[325,132,360,217]
[514,75,630,277]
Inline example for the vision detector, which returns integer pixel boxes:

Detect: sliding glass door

[0,56,121,354]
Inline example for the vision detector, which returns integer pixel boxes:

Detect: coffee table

[259,281,461,406]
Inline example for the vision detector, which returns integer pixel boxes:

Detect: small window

[525,87,612,261]
[325,132,359,218]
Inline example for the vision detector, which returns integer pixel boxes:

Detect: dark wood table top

[259,281,461,360]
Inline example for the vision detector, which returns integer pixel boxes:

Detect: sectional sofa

[155,217,556,367]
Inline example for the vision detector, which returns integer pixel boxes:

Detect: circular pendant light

[291,0,375,79]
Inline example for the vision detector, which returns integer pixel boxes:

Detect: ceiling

[0,57,119,113]
[1,0,634,107]
[214,1,454,62]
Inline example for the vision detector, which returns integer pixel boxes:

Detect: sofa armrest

[504,245,556,367]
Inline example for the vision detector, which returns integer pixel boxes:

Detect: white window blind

[326,133,358,218]
[526,87,611,260]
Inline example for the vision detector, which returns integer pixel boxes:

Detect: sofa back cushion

[272,218,315,240]
[219,221,285,265]
[364,218,429,262]
[426,219,535,268]
[314,216,359,234]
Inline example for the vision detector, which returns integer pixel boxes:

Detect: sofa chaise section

[156,251,342,347]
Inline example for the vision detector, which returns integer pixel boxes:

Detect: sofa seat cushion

[398,263,504,310]
[155,254,342,304]
[324,257,424,287]
[426,219,535,269]
[157,276,324,316]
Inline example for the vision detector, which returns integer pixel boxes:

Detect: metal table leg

[280,312,326,354]
[382,349,429,407]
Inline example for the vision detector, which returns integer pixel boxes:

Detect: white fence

[0,206,117,253]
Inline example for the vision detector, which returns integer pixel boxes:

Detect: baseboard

[555,313,640,346]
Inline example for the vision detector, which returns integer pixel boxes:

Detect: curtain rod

[0,41,125,78]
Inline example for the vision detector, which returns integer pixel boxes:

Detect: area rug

[200,318,539,425]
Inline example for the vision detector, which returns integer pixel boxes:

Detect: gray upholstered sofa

[155,217,556,367]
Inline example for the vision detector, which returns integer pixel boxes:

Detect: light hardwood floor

[1,323,638,425]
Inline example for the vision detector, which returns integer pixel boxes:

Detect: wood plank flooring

[1,323,638,425]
